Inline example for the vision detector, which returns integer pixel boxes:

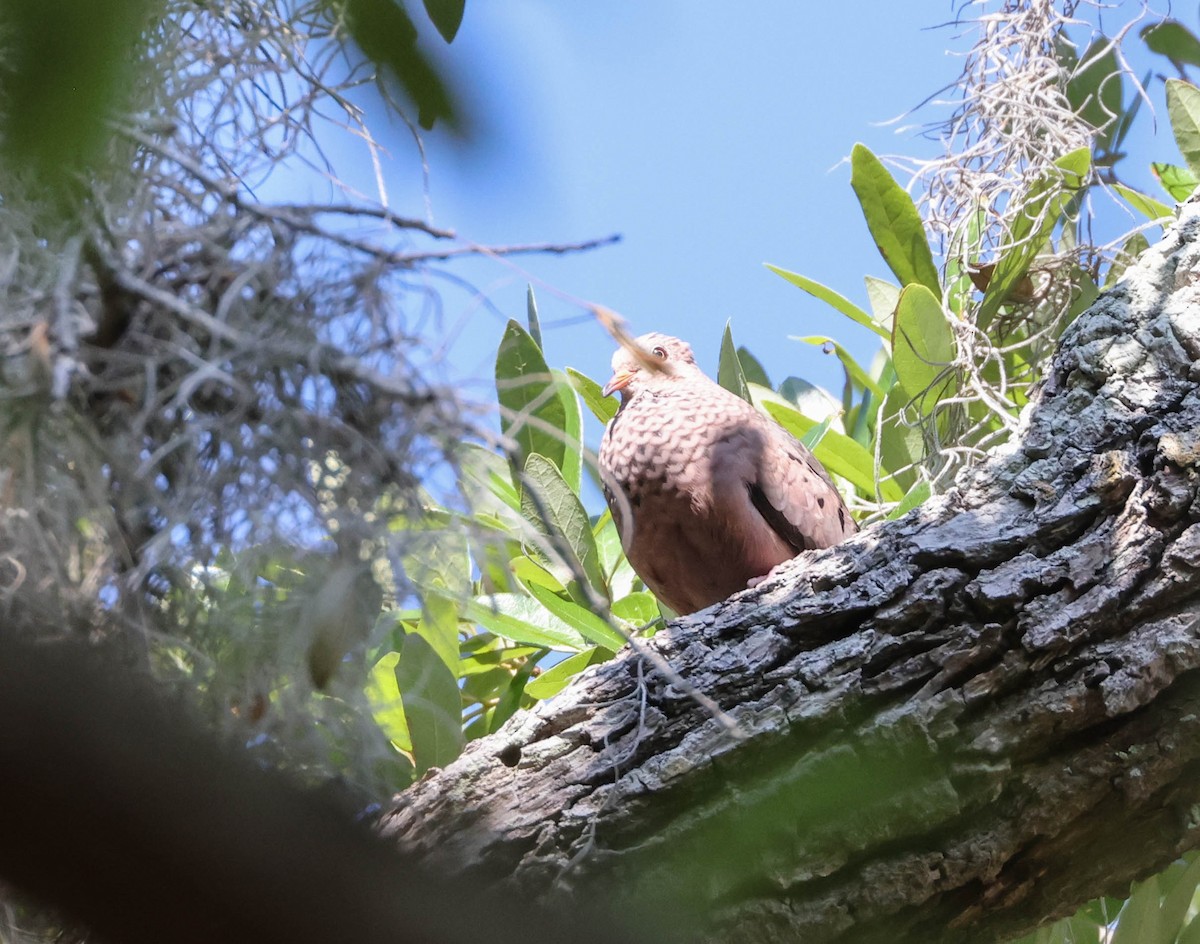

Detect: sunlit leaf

[520,453,608,597]
[887,480,931,518]
[1064,38,1124,149]
[525,283,543,350]
[767,264,889,339]
[496,320,568,475]
[610,591,660,627]
[793,336,886,400]
[566,366,618,423]
[1151,161,1199,202]
[366,650,411,751]
[849,143,941,296]
[395,632,465,773]
[1168,78,1200,180]
[526,647,612,700]
[718,321,752,403]
[552,369,584,494]
[465,593,588,651]
[891,283,955,414]
[414,591,460,675]
[519,580,626,650]
[864,275,900,333]
[1113,183,1173,222]
[979,147,1090,326]
[736,346,772,389]
[489,656,539,733]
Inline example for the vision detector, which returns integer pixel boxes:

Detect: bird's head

[602,333,698,401]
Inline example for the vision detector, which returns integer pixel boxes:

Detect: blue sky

[328,2,1177,433]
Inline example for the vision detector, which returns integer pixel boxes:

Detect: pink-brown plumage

[598,333,856,615]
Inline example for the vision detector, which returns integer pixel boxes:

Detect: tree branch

[380,200,1200,943]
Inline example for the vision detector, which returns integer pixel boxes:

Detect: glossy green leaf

[610,591,660,627]
[776,377,842,422]
[465,594,588,651]
[395,632,465,773]
[718,321,752,402]
[1113,183,1173,222]
[594,509,639,600]
[520,453,608,597]
[878,385,924,491]
[887,480,931,519]
[794,336,886,400]
[979,147,1090,326]
[864,276,900,333]
[1151,161,1199,202]
[520,580,626,650]
[414,591,461,676]
[552,369,584,494]
[1143,20,1200,69]
[526,647,612,700]
[366,650,411,751]
[458,442,521,514]
[756,390,902,501]
[1159,854,1200,940]
[767,264,888,339]
[1168,78,1200,180]
[850,143,941,296]
[496,319,568,475]
[736,346,772,389]
[1109,875,1161,944]
[525,283,543,351]
[891,284,955,413]
[489,656,539,733]
[566,366,618,423]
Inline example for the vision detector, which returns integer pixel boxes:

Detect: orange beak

[602,368,637,398]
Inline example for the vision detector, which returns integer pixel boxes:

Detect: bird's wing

[746,417,856,552]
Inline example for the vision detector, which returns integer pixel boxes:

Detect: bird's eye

[652,346,667,360]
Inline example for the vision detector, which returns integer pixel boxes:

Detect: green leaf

[887,480,932,518]
[610,591,661,627]
[793,336,886,400]
[395,633,465,773]
[458,442,522,514]
[520,453,608,597]
[0,0,154,193]
[1151,162,1199,202]
[718,321,752,402]
[1144,20,1200,70]
[414,591,461,676]
[776,377,842,420]
[1064,38,1124,147]
[344,0,461,131]
[850,144,941,296]
[526,647,612,700]
[489,656,539,733]
[422,0,466,42]
[464,594,588,651]
[593,509,639,600]
[552,369,584,494]
[1113,183,1173,222]
[520,580,626,651]
[367,650,411,751]
[1160,855,1200,940]
[566,367,618,423]
[755,390,902,501]
[1111,875,1162,944]
[1168,78,1200,180]
[496,320,568,475]
[864,276,900,333]
[891,284,955,413]
[525,284,542,349]
[767,264,889,339]
[979,147,1090,326]
[736,346,772,389]
[1106,231,1151,287]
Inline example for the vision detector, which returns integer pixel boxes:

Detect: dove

[597,333,856,615]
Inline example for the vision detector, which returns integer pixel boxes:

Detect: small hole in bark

[498,744,522,767]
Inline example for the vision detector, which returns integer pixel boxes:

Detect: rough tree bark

[380,200,1200,943]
